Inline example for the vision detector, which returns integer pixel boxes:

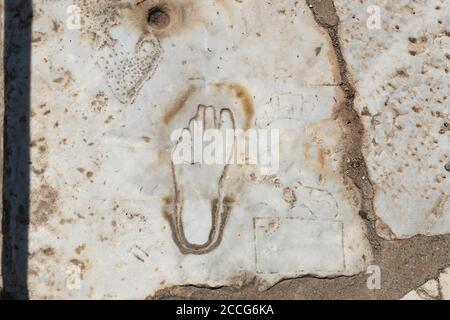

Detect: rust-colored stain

[214,82,255,130]
[163,84,198,125]
[318,148,325,168]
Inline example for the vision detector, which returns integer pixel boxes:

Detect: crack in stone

[305,0,384,250]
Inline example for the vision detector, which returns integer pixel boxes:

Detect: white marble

[26,0,372,299]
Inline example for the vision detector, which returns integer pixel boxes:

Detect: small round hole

[445,162,450,172]
[148,7,171,29]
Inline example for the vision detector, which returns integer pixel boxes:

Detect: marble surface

[335,0,450,239]
[25,0,371,298]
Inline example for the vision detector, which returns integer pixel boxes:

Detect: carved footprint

[164,105,236,255]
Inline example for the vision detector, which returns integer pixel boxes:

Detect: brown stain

[375,217,396,240]
[318,148,325,168]
[91,91,109,113]
[163,84,198,125]
[303,119,341,179]
[31,137,49,175]
[51,19,63,33]
[214,82,255,130]
[266,218,280,233]
[282,187,297,206]
[52,70,75,90]
[315,46,322,56]
[162,195,172,206]
[42,247,55,257]
[75,244,87,255]
[142,136,152,143]
[32,31,47,45]
[70,259,88,280]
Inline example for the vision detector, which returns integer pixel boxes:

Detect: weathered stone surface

[335,0,450,239]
